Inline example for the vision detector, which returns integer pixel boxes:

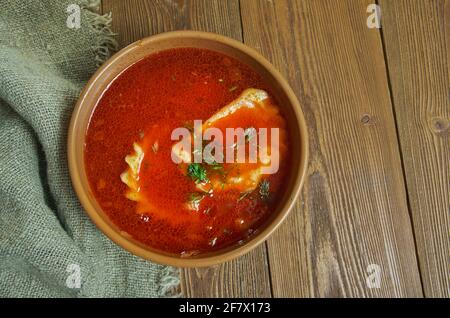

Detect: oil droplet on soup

[85,48,291,255]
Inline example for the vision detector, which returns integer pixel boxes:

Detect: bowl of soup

[68,31,308,267]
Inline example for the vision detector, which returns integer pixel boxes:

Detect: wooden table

[100,0,449,297]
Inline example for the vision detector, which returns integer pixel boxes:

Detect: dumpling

[121,88,288,209]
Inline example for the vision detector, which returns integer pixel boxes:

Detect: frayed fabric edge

[81,0,119,67]
[157,266,182,298]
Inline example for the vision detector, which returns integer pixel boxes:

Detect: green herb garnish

[187,163,208,184]
[259,179,270,201]
[208,161,223,170]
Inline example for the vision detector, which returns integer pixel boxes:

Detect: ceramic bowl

[68,31,308,267]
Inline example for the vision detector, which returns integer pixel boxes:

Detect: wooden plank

[103,0,243,46]
[102,0,272,298]
[379,0,450,297]
[240,0,424,297]
[180,250,272,298]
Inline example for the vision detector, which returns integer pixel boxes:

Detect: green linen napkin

[0,0,179,297]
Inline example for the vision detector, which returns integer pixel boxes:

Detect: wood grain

[240,0,424,297]
[98,0,450,298]
[379,0,450,297]
[180,249,272,298]
[103,0,243,46]
[102,0,272,298]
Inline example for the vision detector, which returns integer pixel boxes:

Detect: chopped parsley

[208,161,223,170]
[259,179,270,201]
[187,163,208,184]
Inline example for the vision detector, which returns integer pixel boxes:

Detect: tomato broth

[85,48,291,255]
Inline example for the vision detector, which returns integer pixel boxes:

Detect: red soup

[85,48,291,256]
